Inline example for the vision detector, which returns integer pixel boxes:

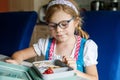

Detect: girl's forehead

[50,11,72,22]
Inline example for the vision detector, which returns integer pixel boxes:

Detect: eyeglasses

[47,17,74,30]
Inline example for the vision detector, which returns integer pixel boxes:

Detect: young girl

[6,0,98,80]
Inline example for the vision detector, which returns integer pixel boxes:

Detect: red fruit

[43,68,54,74]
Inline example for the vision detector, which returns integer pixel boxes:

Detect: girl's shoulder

[83,39,98,66]
[33,37,53,56]
[85,39,98,48]
[37,36,53,43]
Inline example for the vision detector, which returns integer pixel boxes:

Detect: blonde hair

[45,0,89,39]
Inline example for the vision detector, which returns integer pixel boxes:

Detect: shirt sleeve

[83,39,98,66]
[33,38,49,56]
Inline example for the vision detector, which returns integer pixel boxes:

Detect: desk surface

[0,54,8,61]
[0,54,32,67]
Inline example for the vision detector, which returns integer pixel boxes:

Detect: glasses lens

[59,21,69,29]
[48,23,56,30]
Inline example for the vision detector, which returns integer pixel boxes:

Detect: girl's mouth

[57,35,62,37]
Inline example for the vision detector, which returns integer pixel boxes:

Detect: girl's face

[48,10,78,42]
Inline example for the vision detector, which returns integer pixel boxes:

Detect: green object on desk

[0,61,42,80]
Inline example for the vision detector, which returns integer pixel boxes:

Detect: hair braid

[76,25,89,39]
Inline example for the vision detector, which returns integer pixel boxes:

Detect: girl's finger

[6,59,19,65]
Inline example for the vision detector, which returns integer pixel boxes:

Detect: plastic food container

[33,60,76,80]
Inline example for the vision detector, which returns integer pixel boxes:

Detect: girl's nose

[56,25,63,32]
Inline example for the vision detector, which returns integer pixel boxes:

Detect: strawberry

[43,67,54,74]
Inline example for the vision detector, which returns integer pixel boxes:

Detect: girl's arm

[63,56,98,80]
[6,47,37,64]
[75,65,98,80]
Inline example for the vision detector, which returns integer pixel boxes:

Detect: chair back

[0,11,37,56]
[82,11,120,80]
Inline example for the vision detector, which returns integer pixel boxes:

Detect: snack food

[43,67,54,74]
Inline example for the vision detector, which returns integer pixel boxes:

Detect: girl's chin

[56,37,67,42]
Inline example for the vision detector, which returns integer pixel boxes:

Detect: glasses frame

[47,17,74,30]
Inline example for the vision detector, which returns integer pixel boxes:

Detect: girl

[6,0,98,80]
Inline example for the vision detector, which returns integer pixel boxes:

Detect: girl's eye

[60,21,68,26]
[48,24,56,27]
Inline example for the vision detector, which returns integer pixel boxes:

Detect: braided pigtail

[75,18,89,39]
[77,27,89,39]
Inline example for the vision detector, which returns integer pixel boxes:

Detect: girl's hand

[62,56,77,70]
[5,59,19,65]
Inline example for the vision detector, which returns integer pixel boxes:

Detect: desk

[0,54,88,80]
[0,54,8,61]
[0,54,32,67]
